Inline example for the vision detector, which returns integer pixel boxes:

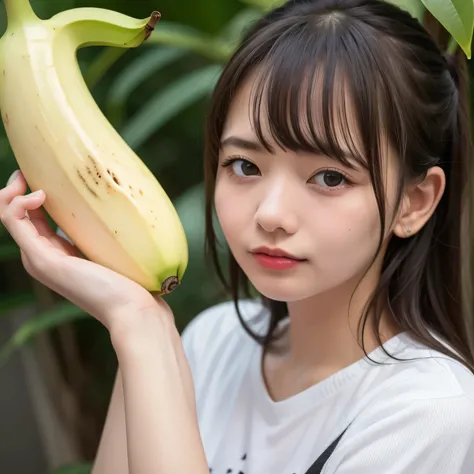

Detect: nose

[254,179,298,235]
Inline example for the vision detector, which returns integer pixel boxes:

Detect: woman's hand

[0,170,173,334]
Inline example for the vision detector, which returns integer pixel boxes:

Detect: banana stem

[51,9,161,50]
[3,0,38,28]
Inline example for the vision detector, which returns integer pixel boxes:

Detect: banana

[0,0,188,294]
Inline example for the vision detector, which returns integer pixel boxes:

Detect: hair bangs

[242,20,387,172]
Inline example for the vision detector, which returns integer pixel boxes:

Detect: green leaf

[174,182,226,256]
[146,21,231,61]
[0,301,88,366]
[387,0,426,20]
[421,0,474,58]
[51,463,92,474]
[106,47,187,126]
[121,64,222,149]
[239,0,285,12]
[218,7,263,45]
[84,47,129,89]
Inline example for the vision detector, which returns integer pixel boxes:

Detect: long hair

[203,0,474,371]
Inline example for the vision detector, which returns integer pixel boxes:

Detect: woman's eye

[232,159,260,177]
[312,170,348,188]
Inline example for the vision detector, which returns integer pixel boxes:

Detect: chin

[247,273,317,302]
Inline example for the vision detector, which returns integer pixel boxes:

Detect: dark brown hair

[203,0,474,370]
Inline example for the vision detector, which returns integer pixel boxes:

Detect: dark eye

[312,170,347,188]
[232,159,260,177]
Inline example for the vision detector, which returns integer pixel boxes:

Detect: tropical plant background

[0,0,472,472]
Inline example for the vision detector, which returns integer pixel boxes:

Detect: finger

[0,190,47,254]
[28,205,56,238]
[6,170,21,186]
[0,170,28,208]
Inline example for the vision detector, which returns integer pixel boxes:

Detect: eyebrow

[220,135,264,152]
[220,134,367,170]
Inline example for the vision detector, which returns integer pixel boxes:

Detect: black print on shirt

[208,426,349,474]
[303,427,349,474]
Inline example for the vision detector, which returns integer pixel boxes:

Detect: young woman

[1,0,474,472]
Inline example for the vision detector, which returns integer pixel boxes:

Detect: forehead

[222,78,258,138]
[221,68,364,162]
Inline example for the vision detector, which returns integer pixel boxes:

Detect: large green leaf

[0,300,88,366]
[106,47,187,126]
[388,0,426,20]
[421,0,474,58]
[146,21,231,61]
[121,64,222,149]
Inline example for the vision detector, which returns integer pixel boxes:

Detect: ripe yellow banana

[0,0,188,294]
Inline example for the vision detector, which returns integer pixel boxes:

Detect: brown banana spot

[88,155,102,179]
[106,168,120,186]
[76,169,98,198]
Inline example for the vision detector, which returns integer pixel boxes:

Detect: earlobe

[393,166,446,238]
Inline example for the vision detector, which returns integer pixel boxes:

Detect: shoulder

[325,336,474,473]
[326,393,474,473]
[382,333,474,402]
[180,298,268,374]
[358,332,474,421]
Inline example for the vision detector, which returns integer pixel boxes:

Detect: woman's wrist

[109,306,179,361]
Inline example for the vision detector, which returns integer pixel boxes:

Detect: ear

[393,166,446,238]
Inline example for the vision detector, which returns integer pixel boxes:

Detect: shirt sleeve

[325,395,474,474]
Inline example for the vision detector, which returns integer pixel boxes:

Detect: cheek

[214,176,246,243]
[311,190,381,273]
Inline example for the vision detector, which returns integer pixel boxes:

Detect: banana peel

[0,0,188,294]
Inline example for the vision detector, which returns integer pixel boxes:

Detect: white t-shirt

[181,299,474,474]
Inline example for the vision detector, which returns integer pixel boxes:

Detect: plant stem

[3,0,38,28]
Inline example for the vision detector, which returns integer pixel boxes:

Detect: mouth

[250,246,307,270]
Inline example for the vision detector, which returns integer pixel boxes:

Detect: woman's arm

[91,370,128,474]
[111,308,207,474]
[91,311,206,474]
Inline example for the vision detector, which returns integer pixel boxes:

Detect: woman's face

[214,76,400,302]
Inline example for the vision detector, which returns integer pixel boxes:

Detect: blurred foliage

[0,0,472,472]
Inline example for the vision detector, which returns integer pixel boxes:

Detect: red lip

[251,246,303,260]
[250,246,306,270]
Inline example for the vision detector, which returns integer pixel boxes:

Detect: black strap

[303,426,349,474]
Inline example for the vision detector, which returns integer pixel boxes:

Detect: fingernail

[28,190,44,198]
[7,170,20,186]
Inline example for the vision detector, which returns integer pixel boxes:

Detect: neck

[284,272,401,377]
[3,0,37,28]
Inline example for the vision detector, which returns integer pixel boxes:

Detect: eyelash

[220,156,354,191]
